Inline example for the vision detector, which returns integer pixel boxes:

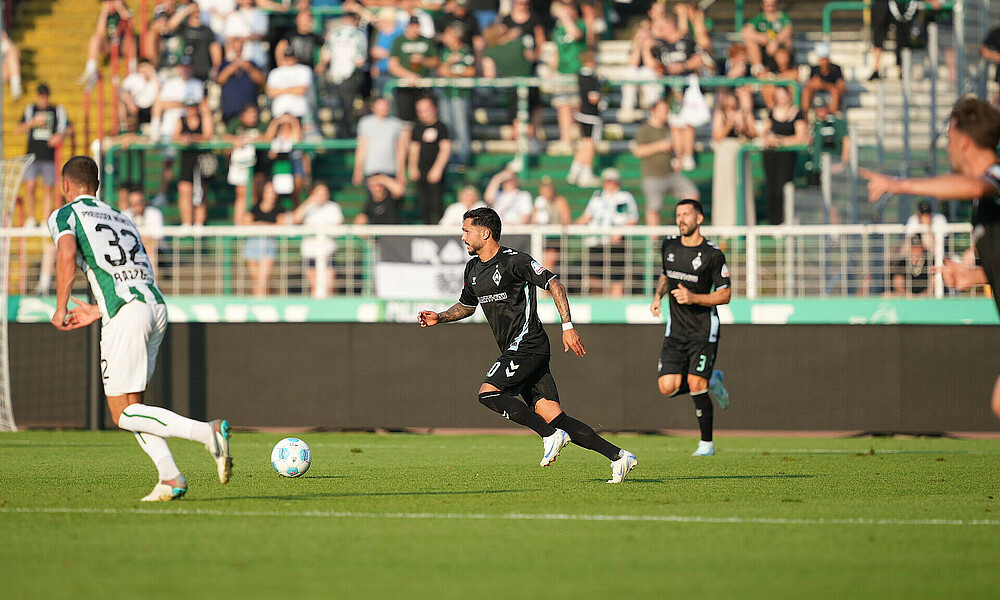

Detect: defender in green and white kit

[49,156,232,502]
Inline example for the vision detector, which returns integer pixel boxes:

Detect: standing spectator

[437,0,484,56]
[199,0,236,43]
[290,182,345,298]
[370,9,404,95]
[150,57,205,205]
[575,168,640,297]
[353,96,407,187]
[267,47,313,120]
[760,44,798,110]
[2,31,22,99]
[868,0,920,80]
[568,50,602,188]
[711,90,758,226]
[243,181,286,297]
[354,175,407,225]
[891,236,930,296]
[147,3,184,75]
[805,99,850,185]
[408,97,451,224]
[119,59,160,129]
[80,0,134,89]
[224,0,270,70]
[904,199,948,253]
[982,25,1000,105]
[802,43,847,113]
[317,10,368,138]
[389,16,438,126]
[741,0,793,75]
[634,98,700,226]
[484,169,533,225]
[760,85,808,224]
[550,1,587,152]
[218,38,265,122]
[440,185,487,226]
[436,22,475,165]
[644,12,703,78]
[275,9,324,68]
[176,101,216,226]
[176,4,222,81]
[225,103,268,224]
[122,187,165,275]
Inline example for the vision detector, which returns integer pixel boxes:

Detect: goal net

[0,154,34,432]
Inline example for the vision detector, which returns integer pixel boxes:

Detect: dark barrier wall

[12,323,1000,432]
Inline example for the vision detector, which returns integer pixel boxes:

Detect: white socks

[84,59,97,75]
[118,404,214,447]
[134,432,181,481]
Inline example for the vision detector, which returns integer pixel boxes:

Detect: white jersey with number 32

[48,195,164,322]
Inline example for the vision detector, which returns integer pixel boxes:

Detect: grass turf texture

[1,431,998,599]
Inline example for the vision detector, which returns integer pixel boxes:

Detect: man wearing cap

[17,83,69,294]
[575,168,639,296]
[904,199,948,254]
[801,42,846,113]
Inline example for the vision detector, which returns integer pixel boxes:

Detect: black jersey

[661,236,730,342]
[458,247,557,355]
[654,36,697,73]
[578,68,600,117]
[974,162,1000,314]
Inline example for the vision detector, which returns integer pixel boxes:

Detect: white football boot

[140,474,187,502]
[206,419,232,483]
[607,450,638,484]
[540,429,571,467]
[692,441,716,456]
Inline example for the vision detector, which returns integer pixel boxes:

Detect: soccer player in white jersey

[48,156,232,502]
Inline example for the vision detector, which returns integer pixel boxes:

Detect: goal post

[0,154,35,432]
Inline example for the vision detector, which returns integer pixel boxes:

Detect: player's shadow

[595,474,816,483]
[188,488,542,502]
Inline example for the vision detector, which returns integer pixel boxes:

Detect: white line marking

[1,507,997,526]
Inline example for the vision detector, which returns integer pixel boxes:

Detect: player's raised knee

[658,380,679,396]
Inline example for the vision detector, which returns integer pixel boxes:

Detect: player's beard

[678,222,697,237]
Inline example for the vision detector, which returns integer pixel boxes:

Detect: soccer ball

[271,437,311,477]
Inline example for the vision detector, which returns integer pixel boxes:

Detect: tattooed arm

[650,273,669,317]
[549,279,586,356]
[417,303,477,327]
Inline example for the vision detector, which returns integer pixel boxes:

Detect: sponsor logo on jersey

[492,267,502,286]
[666,252,675,263]
[692,253,702,270]
[721,263,730,278]
[665,269,699,283]
[478,292,508,303]
[530,260,545,275]
[503,248,518,255]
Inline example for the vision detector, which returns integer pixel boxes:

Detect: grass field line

[2,507,998,527]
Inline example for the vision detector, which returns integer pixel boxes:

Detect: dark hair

[677,198,704,215]
[463,207,502,241]
[62,156,100,190]
[950,96,1000,150]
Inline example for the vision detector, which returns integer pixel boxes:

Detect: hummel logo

[505,361,520,378]
[502,410,509,420]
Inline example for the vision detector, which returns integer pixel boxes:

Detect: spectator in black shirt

[177,5,222,82]
[891,235,930,296]
[176,101,216,226]
[643,13,703,77]
[354,175,407,225]
[17,84,68,228]
[568,51,601,188]
[437,0,484,56]
[408,97,452,224]
[801,42,846,113]
[275,10,324,69]
[760,85,808,224]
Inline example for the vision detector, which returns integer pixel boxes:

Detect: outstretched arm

[549,279,585,356]
[418,303,476,327]
[860,168,996,203]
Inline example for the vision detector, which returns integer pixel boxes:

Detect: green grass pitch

[1,431,998,599]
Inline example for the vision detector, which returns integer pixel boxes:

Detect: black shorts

[179,151,201,183]
[483,351,560,406]
[658,336,718,380]
[871,0,891,48]
[575,114,603,142]
[505,87,541,122]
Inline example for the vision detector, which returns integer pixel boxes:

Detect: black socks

[692,390,714,442]
[478,391,556,437]
[550,412,622,461]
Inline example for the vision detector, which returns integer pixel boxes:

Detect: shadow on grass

[188,488,543,502]
[599,474,818,483]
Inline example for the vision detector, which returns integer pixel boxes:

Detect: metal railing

[4,223,981,301]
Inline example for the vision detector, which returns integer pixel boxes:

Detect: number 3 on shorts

[487,362,501,377]
[696,355,707,372]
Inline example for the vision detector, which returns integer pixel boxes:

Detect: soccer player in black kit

[650,199,732,456]
[862,97,1000,420]
[418,207,638,483]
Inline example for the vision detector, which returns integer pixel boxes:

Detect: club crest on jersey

[530,260,545,275]
[492,267,502,286]
[666,252,675,263]
[692,253,702,270]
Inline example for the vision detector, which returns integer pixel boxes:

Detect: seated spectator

[675,1,713,55]
[275,9,323,69]
[243,181,287,297]
[643,12,703,78]
[354,174,407,224]
[290,182,344,298]
[741,0,793,75]
[218,38,265,122]
[267,46,313,120]
[119,59,160,130]
[389,16,438,126]
[440,185,487,226]
[722,43,754,112]
[122,186,165,275]
[353,96,407,187]
[437,0,484,56]
[805,98,850,185]
[761,44,798,109]
[802,43,847,113]
[868,0,922,80]
[712,90,758,142]
[710,90,756,226]
[80,0,134,89]
[568,51,602,188]
[225,103,268,224]
[317,10,368,138]
[760,85,808,224]
[549,1,587,152]
[574,168,640,297]
[176,3,222,82]
[619,10,663,123]
[224,0,270,70]
[533,176,571,226]
[636,98,700,226]
[175,101,216,226]
[2,31,22,99]
[484,169,533,225]
[666,85,699,173]
[408,97,451,223]
[370,8,404,95]
[436,22,476,165]
[264,114,304,201]
[891,235,930,296]
[904,199,949,254]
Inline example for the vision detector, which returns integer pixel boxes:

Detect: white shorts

[100,301,167,396]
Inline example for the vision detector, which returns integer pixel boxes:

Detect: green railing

[822,1,954,40]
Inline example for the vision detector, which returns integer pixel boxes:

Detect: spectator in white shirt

[317,10,368,137]
[904,199,949,253]
[119,59,160,128]
[290,182,345,298]
[199,0,236,43]
[484,169,533,225]
[150,57,205,205]
[267,46,313,119]
[224,0,269,68]
[440,185,487,226]
[352,96,407,186]
[575,168,639,296]
[122,186,165,274]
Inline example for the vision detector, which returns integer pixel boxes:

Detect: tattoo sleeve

[436,303,477,323]
[655,274,669,298]
[549,280,573,324]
